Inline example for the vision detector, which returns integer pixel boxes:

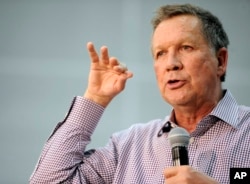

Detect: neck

[173,90,224,133]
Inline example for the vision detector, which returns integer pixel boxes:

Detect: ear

[216,47,228,77]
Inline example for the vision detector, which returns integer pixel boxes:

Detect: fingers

[164,166,189,184]
[116,62,128,70]
[164,166,219,184]
[87,42,99,63]
[111,57,126,72]
[100,46,109,64]
[164,166,178,179]
[87,42,112,65]
[86,42,131,74]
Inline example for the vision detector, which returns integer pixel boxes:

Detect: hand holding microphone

[165,127,219,184]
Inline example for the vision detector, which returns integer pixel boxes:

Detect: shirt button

[189,137,194,144]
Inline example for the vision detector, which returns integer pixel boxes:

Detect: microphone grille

[168,127,190,148]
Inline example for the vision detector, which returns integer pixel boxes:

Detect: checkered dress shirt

[30,90,250,183]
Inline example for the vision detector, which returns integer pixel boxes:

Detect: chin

[164,94,189,106]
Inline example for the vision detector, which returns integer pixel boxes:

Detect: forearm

[29,97,104,183]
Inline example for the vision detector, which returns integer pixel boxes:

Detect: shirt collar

[158,89,239,136]
[210,89,239,129]
[157,111,177,137]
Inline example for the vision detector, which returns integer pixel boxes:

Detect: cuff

[49,96,105,139]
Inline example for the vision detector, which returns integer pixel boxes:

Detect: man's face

[151,15,225,108]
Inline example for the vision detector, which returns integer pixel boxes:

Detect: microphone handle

[172,146,189,166]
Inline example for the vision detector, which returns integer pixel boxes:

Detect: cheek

[154,63,163,79]
[188,62,217,88]
[154,64,165,88]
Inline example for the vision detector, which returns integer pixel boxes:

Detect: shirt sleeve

[29,96,114,184]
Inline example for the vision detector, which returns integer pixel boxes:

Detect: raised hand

[84,42,133,107]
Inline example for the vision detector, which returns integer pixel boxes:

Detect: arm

[29,42,133,183]
[30,97,105,183]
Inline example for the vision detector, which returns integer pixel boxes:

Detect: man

[30,4,250,184]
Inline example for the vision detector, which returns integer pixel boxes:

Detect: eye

[181,45,193,52]
[155,50,167,59]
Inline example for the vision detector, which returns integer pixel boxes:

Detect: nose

[165,52,183,71]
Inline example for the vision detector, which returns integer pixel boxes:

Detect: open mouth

[167,79,185,89]
[168,80,180,84]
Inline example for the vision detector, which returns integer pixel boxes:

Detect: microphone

[167,127,190,166]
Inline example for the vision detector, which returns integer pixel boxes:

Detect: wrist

[83,91,113,107]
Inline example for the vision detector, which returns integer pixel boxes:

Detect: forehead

[155,15,202,33]
[152,15,204,46]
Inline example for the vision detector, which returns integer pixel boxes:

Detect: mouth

[166,79,185,89]
[168,80,180,84]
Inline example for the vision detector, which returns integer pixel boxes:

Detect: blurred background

[0,0,249,183]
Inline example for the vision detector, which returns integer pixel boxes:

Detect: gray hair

[151,4,229,81]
